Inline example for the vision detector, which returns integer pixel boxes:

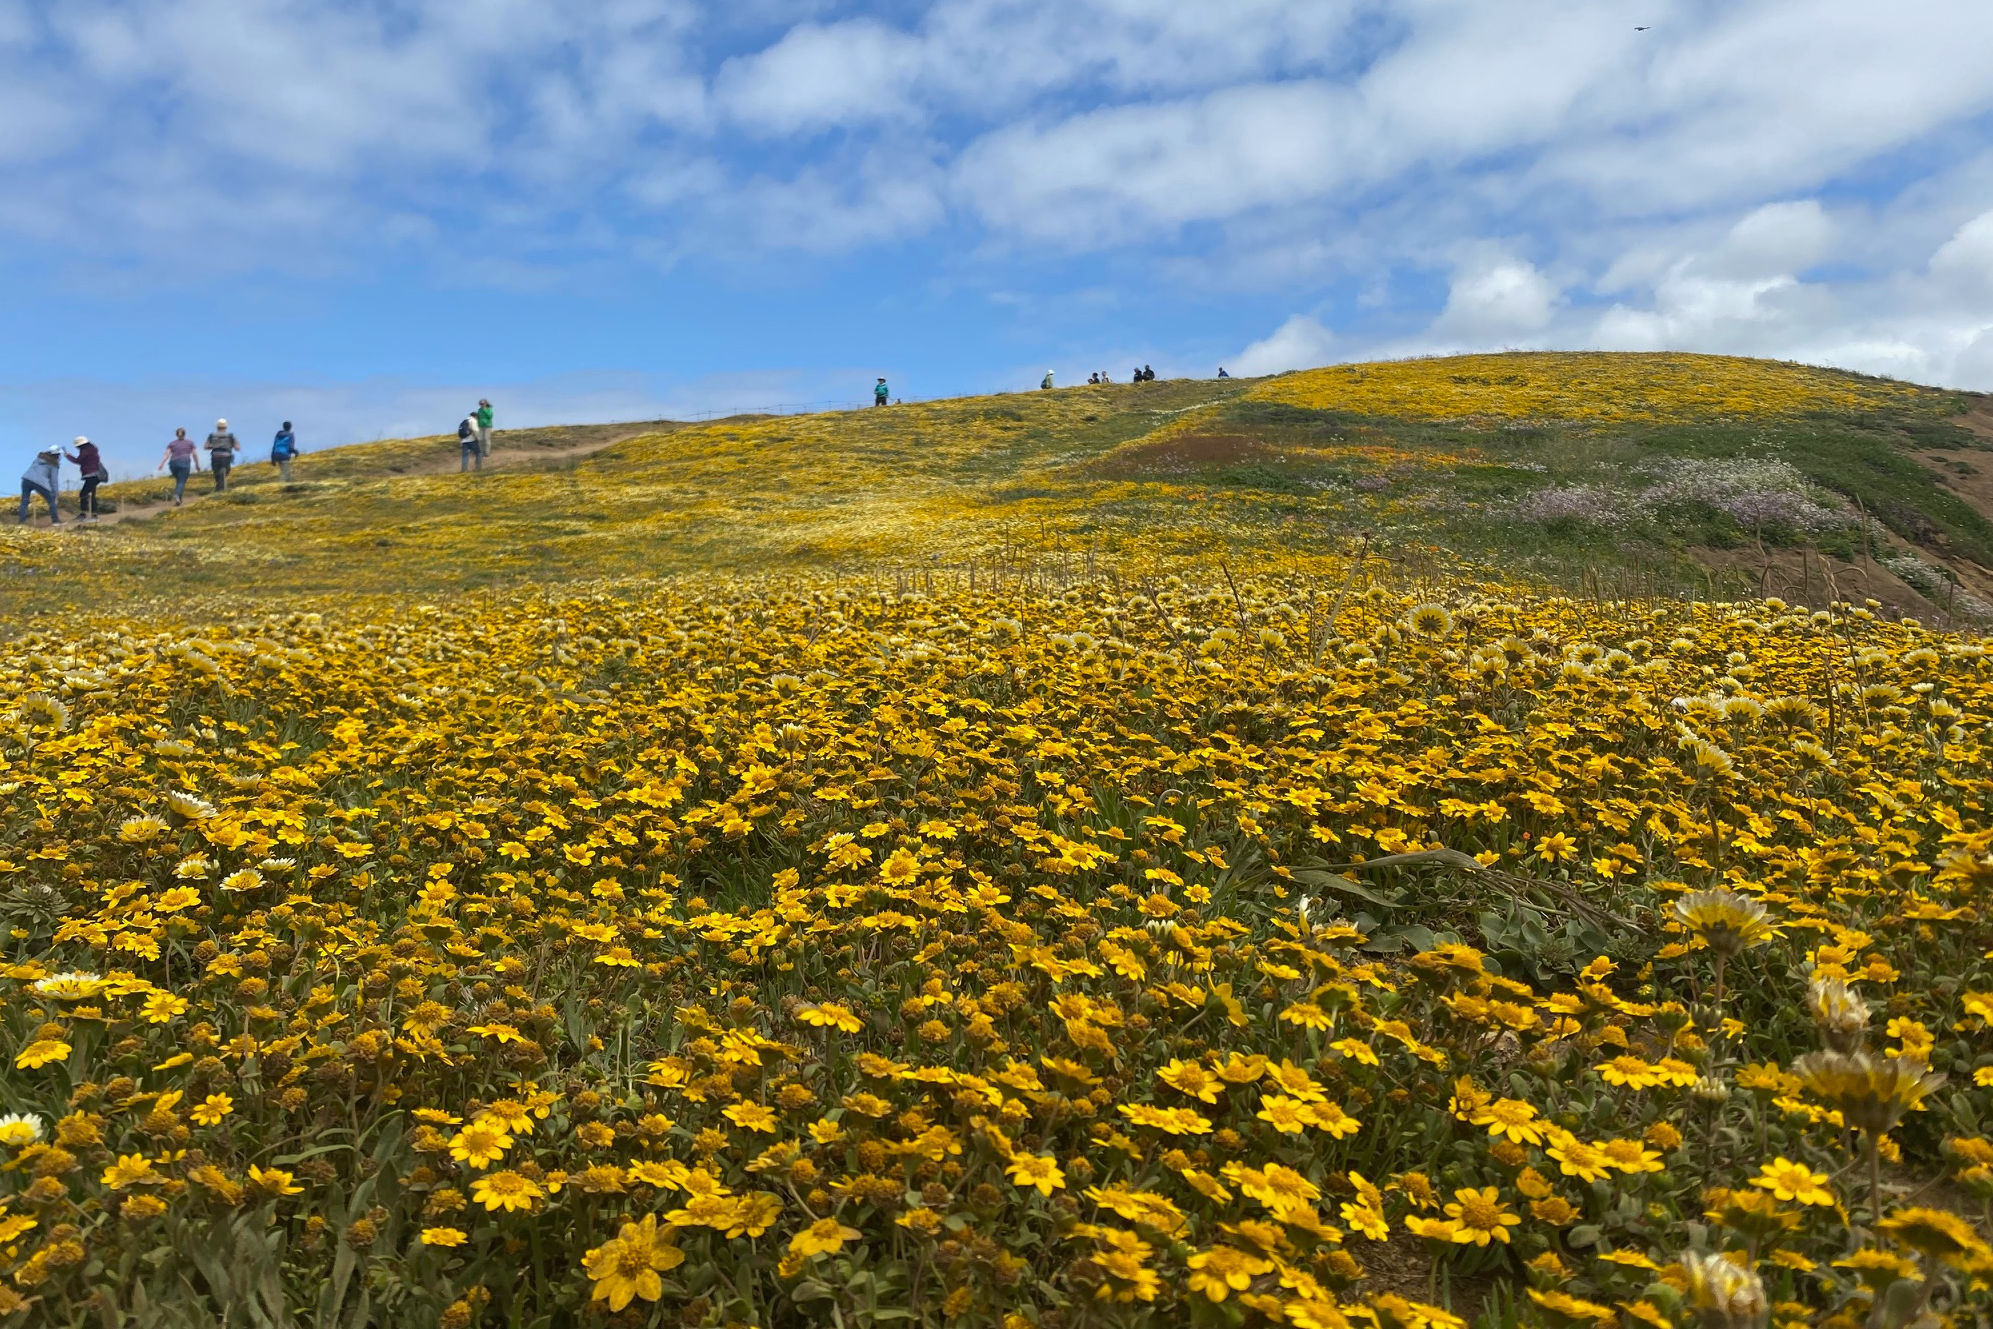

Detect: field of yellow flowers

[1242,353,1927,423]
[3,354,1993,1327]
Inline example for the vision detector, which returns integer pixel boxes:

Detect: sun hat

[216,418,228,429]
[74,436,88,446]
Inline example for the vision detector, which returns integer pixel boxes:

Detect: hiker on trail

[458,414,483,472]
[17,448,61,526]
[874,378,889,407]
[158,429,198,505]
[205,419,238,492]
[271,422,299,482]
[476,399,494,457]
[64,436,107,520]
[1041,371,1054,390]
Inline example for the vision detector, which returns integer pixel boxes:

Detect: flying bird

[1635,24,1650,30]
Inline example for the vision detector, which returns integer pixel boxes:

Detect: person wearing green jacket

[475,399,494,458]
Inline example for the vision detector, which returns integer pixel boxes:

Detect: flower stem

[1867,1131,1884,1222]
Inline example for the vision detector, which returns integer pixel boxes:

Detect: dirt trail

[76,423,669,529]
[1956,395,1993,445]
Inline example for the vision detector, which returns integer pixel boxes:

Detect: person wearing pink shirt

[157,429,199,505]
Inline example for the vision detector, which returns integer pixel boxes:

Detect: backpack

[458,419,474,441]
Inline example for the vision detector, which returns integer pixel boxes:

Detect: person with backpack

[271,422,299,482]
[459,414,483,471]
[63,436,107,520]
[1041,371,1055,390]
[874,378,889,407]
[17,448,61,526]
[475,399,494,457]
[205,419,238,492]
[157,429,199,504]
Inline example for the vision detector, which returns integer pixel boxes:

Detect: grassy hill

[5,352,1991,620]
[4,353,1993,1328]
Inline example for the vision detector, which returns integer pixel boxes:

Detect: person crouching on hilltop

[18,448,61,526]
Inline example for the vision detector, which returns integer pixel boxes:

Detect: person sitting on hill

[1088,373,1099,385]
[1217,367,1230,378]
[1041,371,1055,390]
[1142,364,1156,382]
[64,436,107,520]
[18,448,61,526]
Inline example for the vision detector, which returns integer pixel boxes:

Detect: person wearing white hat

[63,436,107,520]
[1040,371,1054,390]
[17,447,61,526]
[204,418,238,492]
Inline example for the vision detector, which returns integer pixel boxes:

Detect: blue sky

[3,0,1993,473]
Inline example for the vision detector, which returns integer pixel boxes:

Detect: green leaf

[1291,868,1403,909]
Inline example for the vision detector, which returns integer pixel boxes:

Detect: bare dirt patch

[1955,395,1993,445]
[1911,447,1993,523]
[1696,545,1937,617]
[1696,534,1993,627]
[1088,433,1274,478]
[1353,1235,1494,1321]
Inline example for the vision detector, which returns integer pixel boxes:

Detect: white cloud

[5,0,1990,278]
[2,0,1993,413]
[956,82,1351,242]
[724,153,946,251]
[1497,196,1993,389]
[716,20,924,134]
[1234,315,1336,376]
[1250,186,1993,392]
[1431,254,1561,344]
[1957,328,1993,387]
[1932,210,1993,299]
[1699,201,1837,281]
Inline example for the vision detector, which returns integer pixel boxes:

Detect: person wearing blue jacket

[271,422,299,482]
[18,448,61,526]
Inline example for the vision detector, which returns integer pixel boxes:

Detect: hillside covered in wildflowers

[3,353,1993,1328]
